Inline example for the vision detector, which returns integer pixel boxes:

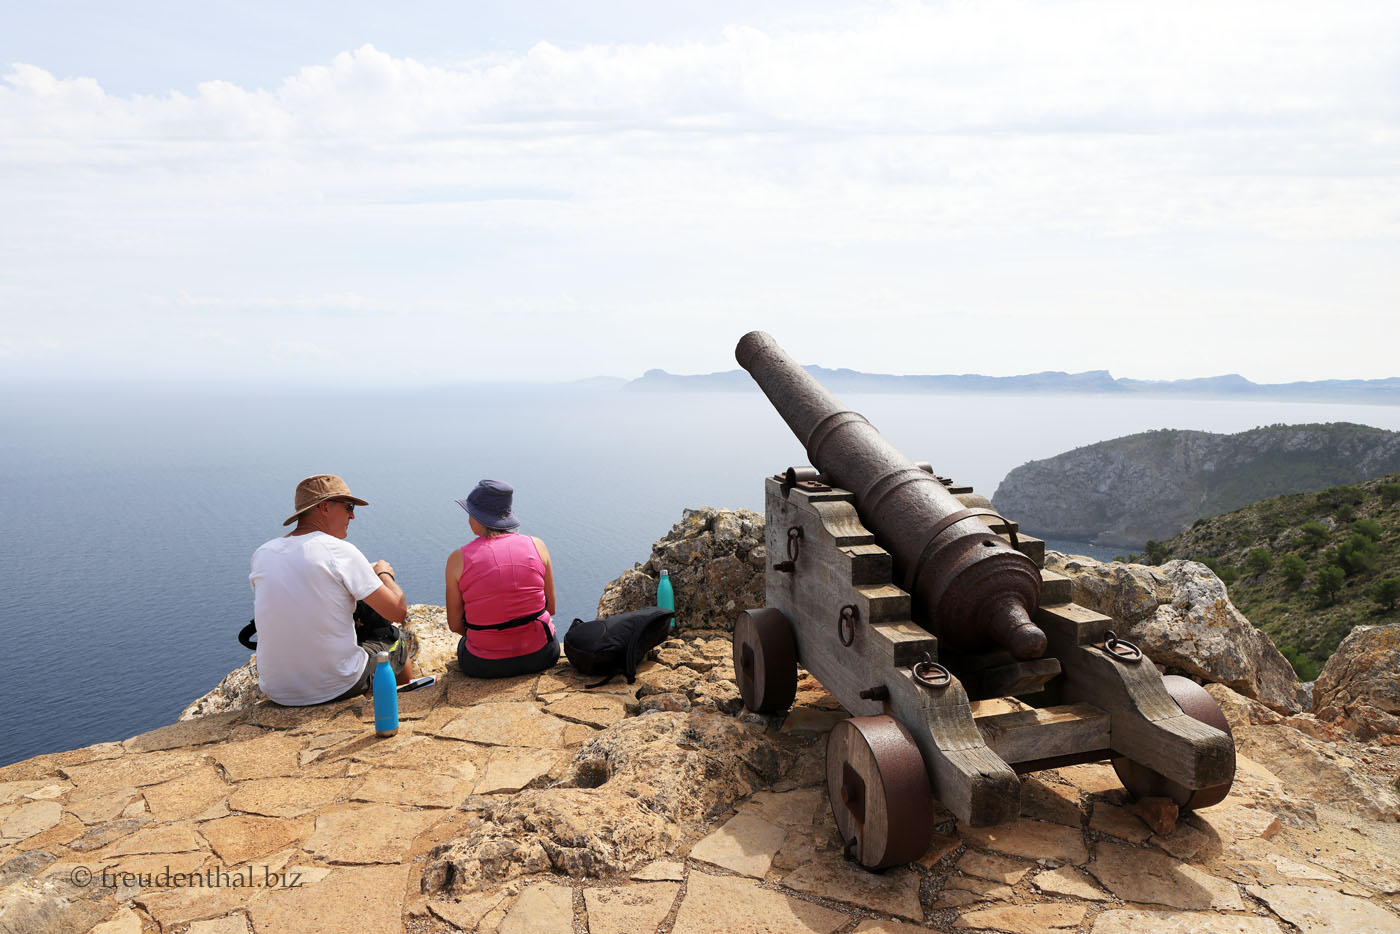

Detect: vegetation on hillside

[1115,473,1400,681]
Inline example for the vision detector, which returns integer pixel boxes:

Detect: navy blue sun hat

[456,479,520,530]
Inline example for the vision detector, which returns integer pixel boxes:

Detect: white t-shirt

[250,532,384,705]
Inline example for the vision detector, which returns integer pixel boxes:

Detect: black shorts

[457,635,560,679]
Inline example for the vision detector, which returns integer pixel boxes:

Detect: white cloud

[0,1,1397,384]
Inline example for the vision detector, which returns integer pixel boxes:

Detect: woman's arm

[444,548,466,636]
[534,537,557,616]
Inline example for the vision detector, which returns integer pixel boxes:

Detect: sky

[2,0,1398,386]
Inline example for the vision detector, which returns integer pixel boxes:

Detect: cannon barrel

[736,330,1046,660]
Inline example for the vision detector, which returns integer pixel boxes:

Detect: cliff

[992,423,1400,546]
[2,511,1399,934]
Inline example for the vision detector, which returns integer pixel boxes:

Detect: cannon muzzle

[737,330,1045,660]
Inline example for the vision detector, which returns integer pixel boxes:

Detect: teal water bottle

[657,569,675,629]
[372,651,398,737]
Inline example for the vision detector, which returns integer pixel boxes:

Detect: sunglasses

[333,500,355,515]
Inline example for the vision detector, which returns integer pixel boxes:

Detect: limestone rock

[498,882,573,934]
[1313,624,1400,717]
[423,711,794,893]
[1246,883,1400,933]
[689,813,786,878]
[1228,722,1400,821]
[1088,841,1244,910]
[1046,554,1306,713]
[248,864,408,934]
[781,859,923,919]
[583,882,679,934]
[1091,909,1284,933]
[595,508,764,632]
[954,903,1087,934]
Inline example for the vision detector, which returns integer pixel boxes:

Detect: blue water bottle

[372,651,398,737]
[657,569,675,629]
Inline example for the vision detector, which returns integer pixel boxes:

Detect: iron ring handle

[912,652,951,689]
[1098,629,1143,663]
[837,604,858,647]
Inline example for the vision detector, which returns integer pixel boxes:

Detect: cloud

[1,1,1397,384]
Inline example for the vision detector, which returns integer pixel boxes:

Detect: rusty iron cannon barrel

[736,330,1046,660]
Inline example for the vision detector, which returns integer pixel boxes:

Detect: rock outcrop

[594,507,765,631]
[992,423,1400,545]
[1046,553,1309,714]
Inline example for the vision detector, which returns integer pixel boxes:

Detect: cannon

[732,331,1236,869]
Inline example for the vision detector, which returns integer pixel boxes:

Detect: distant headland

[620,366,1400,403]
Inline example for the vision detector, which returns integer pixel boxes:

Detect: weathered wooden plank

[975,703,1110,767]
[962,657,1062,699]
[871,622,938,668]
[1034,603,1115,646]
[1038,568,1072,606]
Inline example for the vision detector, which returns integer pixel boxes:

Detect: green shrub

[1331,533,1379,576]
[1315,565,1345,604]
[1380,482,1400,506]
[1196,556,1221,574]
[1144,540,1169,564]
[1335,503,1357,522]
[1317,485,1364,509]
[1280,554,1307,588]
[1245,547,1272,575]
[1279,646,1320,682]
[1352,518,1382,541]
[1300,520,1329,549]
[1218,564,1239,585]
[1374,577,1400,611]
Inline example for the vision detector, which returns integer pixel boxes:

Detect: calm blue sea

[4,383,1399,766]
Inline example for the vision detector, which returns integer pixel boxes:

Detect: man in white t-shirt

[250,474,415,706]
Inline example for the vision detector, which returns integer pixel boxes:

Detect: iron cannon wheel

[733,608,798,714]
[1112,675,1236,810]
[825,716,934,870]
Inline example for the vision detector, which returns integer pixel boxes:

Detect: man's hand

[373,560,395,578]
[364,560,408,623]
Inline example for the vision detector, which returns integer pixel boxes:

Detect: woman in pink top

[445,480,561,678]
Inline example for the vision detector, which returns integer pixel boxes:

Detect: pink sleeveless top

[458,533,554,659]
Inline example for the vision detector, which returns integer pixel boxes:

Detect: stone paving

[1,631,1398,933]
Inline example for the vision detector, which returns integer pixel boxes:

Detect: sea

[4,383,1400,767]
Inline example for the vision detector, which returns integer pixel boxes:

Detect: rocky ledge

[2,511,1399,934]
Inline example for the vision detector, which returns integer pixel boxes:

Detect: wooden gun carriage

[731,331,1236,869]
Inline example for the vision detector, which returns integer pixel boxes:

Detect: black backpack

[564,606,675,687]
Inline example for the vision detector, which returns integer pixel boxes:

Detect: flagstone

[211,734,306,781]
[428,892,507,931]
[61,749,204,790]
[349,734,485,782]
[961,818,1088,865]
[1020,776,1086,827]
[435,703,570,748]
[227,777,357,818]
[446,672,539,707]
[1153,821,1212,860]
[498,882,575,934]
[123,711,246,753]
[89,906,145,934]
[136,870,270,930]
[584,882,679,934]
[303,804,439,865]
[853,921,938,934]
[22,782,72,801]
[1189,806,1281,846]
[68,817,151,852]
[958,848,1031,884]
[943,874,1015,903]
[915,832,963,867]
[296,730,364,768]
[249,863,407,934]
[1091,802,1154,843]
[200,815,307,866]
[1089,842,1244,910]
[630,859,685,881]
[0,781,50,806]
[244,699,361,731]
[143,764,230,821]
[94,822,203,858]
[1091,908,1284,933]
[1,800,62,841]
[1246,883,1400,934]
[737,788,826,829]
[472,748,561,795]
[955,903,1087,934]
[670,872,847,934]
[187,916,252,934]
[351,768,464,808]
[1033,866,1113,901]
[543,692,633,728]
[689,813,787,878]
[781,858,922,920]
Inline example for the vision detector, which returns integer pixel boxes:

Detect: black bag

[238,601,396,651]
[564,606,675,687]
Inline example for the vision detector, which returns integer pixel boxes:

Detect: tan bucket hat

[283,474,370,526]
